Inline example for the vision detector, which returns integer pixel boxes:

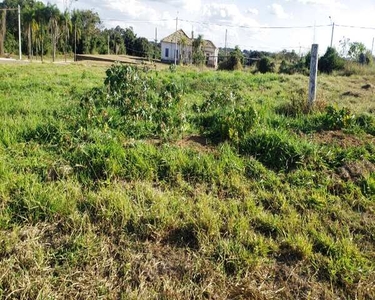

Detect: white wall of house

[204,48,219,68]
[161,40,218,68]
[161,42,181,62]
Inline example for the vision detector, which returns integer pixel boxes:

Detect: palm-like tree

[192,34,205,66]
[34,5,48,62]
[63,9,72,61]
[0,8,6,56]
[179,36,188,64]
[23,5,36,60]
[46,4,61,62]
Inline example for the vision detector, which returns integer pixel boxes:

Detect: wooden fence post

[308,44,319,107]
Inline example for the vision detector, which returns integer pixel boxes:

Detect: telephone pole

[174,12,178,66]
[225,29,228,58]
[74,24,77,61]
[372,37,374,55]
[107,35,110,55]
[18,5,21,60]
[154,27,158,60]
[329,17,334,48]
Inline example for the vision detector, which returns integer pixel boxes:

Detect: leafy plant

[322,105,355,130]
[202,106,258,144]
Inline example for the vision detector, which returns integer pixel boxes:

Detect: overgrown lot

[0,63,374,299]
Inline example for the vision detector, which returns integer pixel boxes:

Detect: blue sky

[47,0,375,54]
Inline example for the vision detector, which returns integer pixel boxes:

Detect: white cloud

[103,0,157,19]
[148,0,202,12]
[269,3,290,19]
[292,0,347,9]
[246,8,259,15]
[202,3,260,27]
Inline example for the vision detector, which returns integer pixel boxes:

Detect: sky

[45,0,375,54]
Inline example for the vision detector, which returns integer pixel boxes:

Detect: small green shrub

[202,106,258,143]
[322,106,356,130]
[355,113,375,135]
[257,57,275,74]
[361,174,375,196]
[194,90,238,113]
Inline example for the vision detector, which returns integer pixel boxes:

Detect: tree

[46,4,61,61]
[179,36,188,64]
[318,47,344,74]
[73,9,100,54]
[63,9,72,61]
[0,8,6,56]
[339,36,350,58]
[218,46,244,70]
[123,27,136,55]
[348,42,366,61]
[257,57,275,73]
[133,37,150,58]
[23,5,34,59]
[34,3,48,61]
[192,34,205,66]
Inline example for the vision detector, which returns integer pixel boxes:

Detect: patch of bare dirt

[309,130,375,148]
[337,160,375,182]
[176,135,215,153]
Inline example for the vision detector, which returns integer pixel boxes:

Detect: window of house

[165,48,169,58]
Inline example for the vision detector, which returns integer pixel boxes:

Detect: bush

[257,57,275,73]
[218,46,244,71]
[322,105,355,130]
[279,59,308,75]
[81,64,185,139]
[202,106,258,143]
[194,90,238,113]
[359,51,373,65]
[318,47,344,74]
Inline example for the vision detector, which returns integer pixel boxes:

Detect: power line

[101,18,173,23]
[336,24,375,30]
[179,19,331,30]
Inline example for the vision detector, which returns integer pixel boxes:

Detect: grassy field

[0,62,374,299]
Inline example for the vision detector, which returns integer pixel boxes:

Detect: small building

[160,29,218,68]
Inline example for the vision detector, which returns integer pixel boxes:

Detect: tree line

[218,40,374,74]
[0,0,160,61]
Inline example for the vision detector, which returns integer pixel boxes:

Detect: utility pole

[330,22,335,48]
[154,27,158,60]
[63,0,67,62]
[329,17,335,48]
[174,12,178,66]
[18,5,21,60]
[308,44,319,107]
[225,29,228,58]
[107,35,110,55]
[372,37,374,55]
[74,23,76,61]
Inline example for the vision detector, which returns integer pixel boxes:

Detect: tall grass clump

[239,130,311,171]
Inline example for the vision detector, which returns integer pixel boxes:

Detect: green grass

[0,62,374,299]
